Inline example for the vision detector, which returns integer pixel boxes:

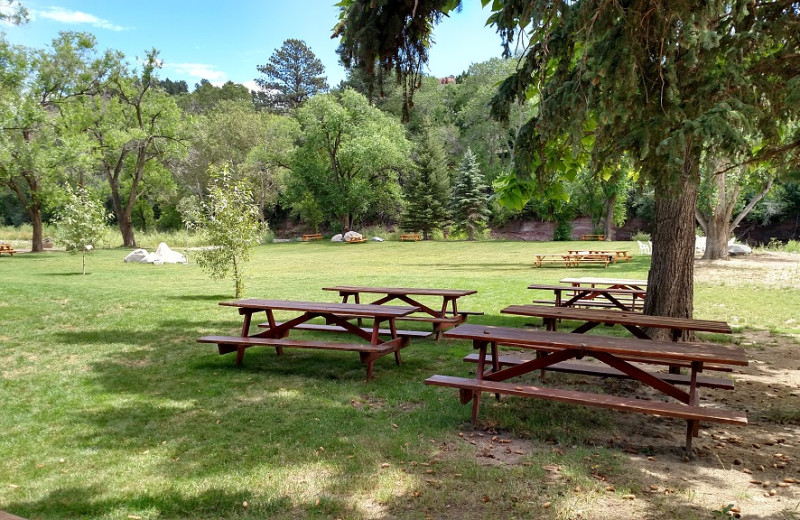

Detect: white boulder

[123,248,149,263]
[370,237,384,242]
[123,243,187,264]
[331,234,343,242]
[343,231,363,241]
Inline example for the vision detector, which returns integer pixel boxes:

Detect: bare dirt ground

[460,252,800,519]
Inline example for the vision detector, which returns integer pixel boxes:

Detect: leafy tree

[335,1,800,324]
[195,165,262,298]
[157,77,189,96]
[180,79,251,114]
[0,32,115,251]
[54,185,108,275]
[451,148,490,240]
[255,39,328,112]
[83,49,189,247]
[401,127,451,239]
[0,0,27,25]
[288,88,410,231]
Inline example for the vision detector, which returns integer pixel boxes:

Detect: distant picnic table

[527,283,646,311]
[0,244,17,256]
[322,286,483,340]
[198,299,420,380]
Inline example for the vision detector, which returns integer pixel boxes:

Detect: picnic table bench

[400,233,421,241]
[302,233,323,241]
[533,254,573,268]
[566,253,612,267]
[0,244,17,256]
[322,286,482,340]
[580,234,605,241]
[427,324,747,451]
[198,299,420,380]
[527,283,646,311]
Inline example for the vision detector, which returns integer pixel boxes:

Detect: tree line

[1,27,797,263]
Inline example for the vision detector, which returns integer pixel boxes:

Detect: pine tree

[401,129,450,239]
[451,149,490,241]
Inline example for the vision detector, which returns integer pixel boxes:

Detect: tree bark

[603,192,617,241]
[29,203,44,253]
[644,174,699,339]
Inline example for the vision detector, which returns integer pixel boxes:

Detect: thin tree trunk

[29,204,44,253]
[603,192,617,241]
[644,174,699,340]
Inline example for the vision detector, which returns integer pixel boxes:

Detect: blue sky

[2,1,506,91]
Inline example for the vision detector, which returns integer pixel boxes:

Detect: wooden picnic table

[501,304,731,341]
[427,323,748,451]
[322,286,482,340]
[527,283,646,311]
[560,276,648,291]
[0,244,16,256]
[198,299,419,380]
[566,250,631,262]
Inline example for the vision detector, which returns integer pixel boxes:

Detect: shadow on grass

[3,484,298,519]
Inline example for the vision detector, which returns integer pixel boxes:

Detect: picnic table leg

[236,311,254,365]
[265,310,284,355]
[389,318,402,365]
[471,341,488,422]
[685,361,702,453]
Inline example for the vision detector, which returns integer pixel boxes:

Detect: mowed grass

[0,240,797,519]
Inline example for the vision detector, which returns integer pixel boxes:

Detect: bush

[631,230,651,242]
[553,220,572,241]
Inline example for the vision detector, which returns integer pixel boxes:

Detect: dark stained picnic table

[198,299,420,380]
[427,323,748,451]
[527,283,646,311]
[322,286,482,339]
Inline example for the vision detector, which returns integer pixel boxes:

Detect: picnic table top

[527,283,646,295]
[220,298,419,318]
[501,304,732,334]
[443,323,747,366]
[560,277,648,286]
[322,286,477,297]
[566,250,629,254]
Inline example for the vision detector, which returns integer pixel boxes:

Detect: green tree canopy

[401,126,451,239]
[288,88,411,231]
[451,148,490,240]
[255,39,328,113]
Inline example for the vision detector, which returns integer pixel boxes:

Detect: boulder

[154,242,187,264]
[370,237,384,242]
[331,234,343,242]
[123,248,149,263]
[343,231,363,241]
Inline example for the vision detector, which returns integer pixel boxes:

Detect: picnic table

[197,299,420,380]
[501,304,731,341]
[426,324,748,451]
[580,234,605,241]
[322,286,482,340]
[0,244,16,256]
[567,250,632,262]
[527,283,646,311]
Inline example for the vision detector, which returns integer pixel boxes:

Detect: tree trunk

[703,211,730,260]
[29,203,44,253]
[644,174,699,339]
[603,192,617,241]
[108,179,137,248]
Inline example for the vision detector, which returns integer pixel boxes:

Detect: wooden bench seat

[425,375,747,425]
[258,321,432,338]
[580,234,605,241]
[533,254,572,268]
[568,254,611,267]
[462,353,734,389]
[198,334,406,380]
[346,237,367,243]
[400,233,421,241]
[302,233,322,241]
[531,299,640,309]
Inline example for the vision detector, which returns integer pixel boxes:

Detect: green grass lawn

[1,240,797,519]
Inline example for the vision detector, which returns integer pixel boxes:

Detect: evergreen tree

[451,148,490,241]
[255,39,328,113]
[401,128,450,240]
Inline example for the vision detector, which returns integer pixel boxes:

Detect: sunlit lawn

[1,240,797,519]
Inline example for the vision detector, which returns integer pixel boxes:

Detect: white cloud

[168,63,227,82]
[35,7,127,31]
[240,80,262,92]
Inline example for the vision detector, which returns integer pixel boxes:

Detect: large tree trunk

[108,179,137,248]
[603,192,617,241]
[703,211,730,260]
[644,174,699,339]
[29,203,44,253]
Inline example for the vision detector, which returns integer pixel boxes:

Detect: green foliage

[255,39,328,112]
[288,88,411,230]
[400,127,451,238]
[53,185,108,274]
[179,79,251,114]
[194,165,262,298]
[451,148,490,241]
[553,220,572,242]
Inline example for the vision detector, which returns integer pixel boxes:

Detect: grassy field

[1,240,798,519]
